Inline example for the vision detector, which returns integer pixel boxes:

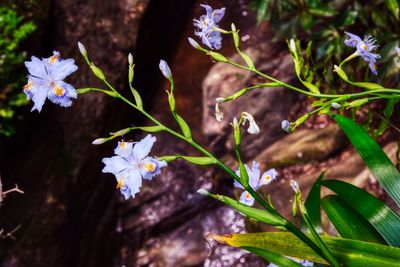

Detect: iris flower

[102,135,167,200]
[344,32,380,75]
[193,4,226,50]
[24,51,78,112]
[233,161,277,206]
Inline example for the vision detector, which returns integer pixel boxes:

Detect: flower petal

[133,134,156,161]
[30,87,48,112]
[258,168,278,187]
[239,191,255,206]
[114,141,134,158]
[102,156,131,174]
[139,156,167,180]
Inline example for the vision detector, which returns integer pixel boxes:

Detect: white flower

[215,102,224,122]
[290,179,300,194]
[242,112,260,134]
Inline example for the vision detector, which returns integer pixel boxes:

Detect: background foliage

[0,6,35,136]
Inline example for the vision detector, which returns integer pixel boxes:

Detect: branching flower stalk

[75,48,340,266]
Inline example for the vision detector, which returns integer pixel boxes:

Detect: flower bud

[92,138,108,145]
[188,37,201,49]
[289,39,296,54]
[159,59,172,79]
[281,120,291,133]
[290,179,300,194]
[78,41,87,57]
[242,112,260,135]
[197,188,210,196]
[128,53,134,66]
[90,64,106,80]
[215,97,225,103]
[331,102,341,109]
[215,103,224,122]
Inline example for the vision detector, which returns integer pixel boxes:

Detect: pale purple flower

[193,4,226,50]
[281,120,291,133]
[395,47,400,57]
[344,32,380,75]
[24,51,78,112]
[233,161,277,206]
[102,135,167,200]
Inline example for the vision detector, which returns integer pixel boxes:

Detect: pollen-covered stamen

[116,178,124,189]
[361,43,369,51]
[49,54,60,64]
[264,175,271,182]
[24,81,33,91]
[141,161,157,173]
[53,86,65,97]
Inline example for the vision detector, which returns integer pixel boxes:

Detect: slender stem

[226,60,400,100]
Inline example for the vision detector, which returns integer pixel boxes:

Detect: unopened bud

[188,37,201,49]
[290,180,300,194]
[128,53,134,66]
[215,103,224,122]
[331,102,341,109]
[78,41,87,57]
[159,59,172,79]
[215,97,225,103]
[90,64,106,80]
[197,188,210,196]
[92,138,108,145]
[281,120,291,133]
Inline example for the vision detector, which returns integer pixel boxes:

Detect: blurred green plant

[251,0,400,87]
[0,7,35,136]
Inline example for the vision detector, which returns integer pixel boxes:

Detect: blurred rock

[256,124,347,168]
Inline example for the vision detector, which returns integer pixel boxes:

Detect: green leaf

[178,155,216,165]
[385,0,399,20]
[130,87,143,109]
[243,246,304,267]
[321,179,400,246]
[238,51,255,70]
[211,232,400,266]
[207,192,286,226]
[322,195,387,244]
[302,81,320,94]
[333,114,400,208]
[304,172,325,232]
[351,82,384,90]
[176,114,192,140]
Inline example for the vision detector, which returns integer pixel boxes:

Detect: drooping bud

[242,112,260,135]
[215,97,225,103]
[215,103,224,122]
[289,39,296,54]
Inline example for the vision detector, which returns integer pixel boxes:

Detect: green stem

[78,86,336,264]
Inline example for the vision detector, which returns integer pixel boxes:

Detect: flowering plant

[21,4,400,267]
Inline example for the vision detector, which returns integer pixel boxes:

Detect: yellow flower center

[264,175,271,182]
[361,44,368,51]
[24,81,33,91]
[119,141,126,148]
[116,178,124,189]
[49,54,60,64]
[143,162,156,173]
[54,86,65,96]
[245,193,251,200]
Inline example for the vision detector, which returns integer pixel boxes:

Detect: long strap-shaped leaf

[333,114,400,207]
[211,232,400,266]
[322,179,400,246]
[322,195,387,244]
[243,246,304,267]
[304,172,325,232]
